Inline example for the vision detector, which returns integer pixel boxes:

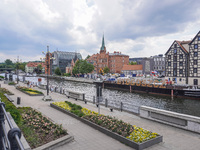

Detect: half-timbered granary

[188,31,200,86]
[165,40,190,85]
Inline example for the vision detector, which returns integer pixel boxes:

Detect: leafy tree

[5,59,13,66]
[33,64,42,74]
[85,55,90,60]
[63,73,71,77]
[103,66,110,73]
[55,67,61,76]
[129,61,137,65]
[72,60,94,75]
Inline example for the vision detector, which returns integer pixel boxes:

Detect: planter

[16,87,44,96]
[50,103,163,150]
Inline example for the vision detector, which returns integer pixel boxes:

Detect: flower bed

[18,107,68,149]
[51,101,162,150]
[16,86,43,96]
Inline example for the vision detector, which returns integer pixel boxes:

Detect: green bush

[8,81,16,85]
[0,75,4,79]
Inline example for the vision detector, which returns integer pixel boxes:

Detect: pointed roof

[100,34,105,51]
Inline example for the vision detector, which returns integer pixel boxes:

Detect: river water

[2,74,200,117]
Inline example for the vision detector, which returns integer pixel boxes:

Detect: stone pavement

[1,81,200,150]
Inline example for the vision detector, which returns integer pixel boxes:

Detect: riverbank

[1,80,200,150]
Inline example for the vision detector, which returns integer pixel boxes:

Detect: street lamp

[41,46,54,101]
[14,56,22,84]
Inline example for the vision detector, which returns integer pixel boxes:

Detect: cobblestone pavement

[1,81,200,150]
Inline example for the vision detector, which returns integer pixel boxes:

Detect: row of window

[168,62,184,67]
[168,68,198,75]
[168,54,183,59]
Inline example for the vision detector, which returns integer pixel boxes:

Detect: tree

[33,64,42,74]
[5,59,13,66]
[129,61,137,65]
[55,67,61,76]
[103,66,110,74]
[72,60,94,75]
[85,55,90,60]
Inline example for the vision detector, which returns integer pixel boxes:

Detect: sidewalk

[1,81,200,150]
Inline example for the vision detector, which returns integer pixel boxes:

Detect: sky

[0,0,200,63]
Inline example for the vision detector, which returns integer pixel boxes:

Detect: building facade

[165,40,190,85]
[121,65,143,76]
[25,62,45,73]
[152,54,165,75]
[188,31,200,86]
[52,51,82,74]
[87,36,129,74]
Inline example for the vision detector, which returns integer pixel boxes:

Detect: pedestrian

[27,81,29,87]
[51,86,54,93]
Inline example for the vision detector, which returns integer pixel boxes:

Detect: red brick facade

[87,36,129,74]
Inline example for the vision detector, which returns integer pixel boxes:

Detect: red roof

[122,65,143,71]
[26,62,45,68]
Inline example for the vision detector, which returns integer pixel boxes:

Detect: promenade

[1,81,200,150]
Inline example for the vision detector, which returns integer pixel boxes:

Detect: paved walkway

[1,81,200,150]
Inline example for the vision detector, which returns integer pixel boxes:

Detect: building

[52,51,82,74]
[188,31,200,85]
[151,54,165,75]
[121,65,143,76]
[87,35,129,74]
[165,40,190,84]
[25,62,45,73]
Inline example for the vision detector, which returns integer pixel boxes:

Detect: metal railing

[0,98,24,150]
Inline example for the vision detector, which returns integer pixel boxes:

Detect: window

[168,55,171,59]
[194,79,198,85]
[179,62,183,66]
[194,68,197,73]
[194,60,197,65]
[179,54,183,59]
[168,62,171,66]
[173,63,177,68]
[168,71,171,74]
[174,44,177,48]
[174,56,177,61]
[194,44,198,49]
[174,49,177,54]
[194,52,198,57]
[198,36,200,41]
[179,69,183,74]
[173,69,177,76]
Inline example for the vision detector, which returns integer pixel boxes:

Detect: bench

[4,94,14,102]
[66,90,85,101]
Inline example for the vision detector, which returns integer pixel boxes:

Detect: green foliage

[63,73,71,77]
[8,81,16,85]
[0,89,21,124]
[5,59,13,66]
[103,66,110,73]
[55,67,61,76]
[129,61,137,65]
[65,101,84,117]
[85,55,90,60]
[72,60,94,75]
[0,75,4,78]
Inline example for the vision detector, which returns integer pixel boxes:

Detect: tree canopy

[72,60,94,75]
[103,66,110,73]
[55,67,62,76]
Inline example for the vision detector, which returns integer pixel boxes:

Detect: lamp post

[14,56,21,84]
[42,46,54,101]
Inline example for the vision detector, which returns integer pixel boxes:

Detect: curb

[33,134,74,150]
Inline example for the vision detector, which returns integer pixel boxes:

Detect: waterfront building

[151,54,165,76]
[121,65,143,76]
[188,31,200,86]
[25,62,45,73]
[165,40,190,84]
[52,51,82,74]
[87,35,129,74]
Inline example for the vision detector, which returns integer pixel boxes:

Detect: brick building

[25,62,45,73]
[87,35,129,74]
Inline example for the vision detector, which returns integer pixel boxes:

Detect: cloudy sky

[0,0,200,62]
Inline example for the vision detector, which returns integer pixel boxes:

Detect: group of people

[27,81,36,88]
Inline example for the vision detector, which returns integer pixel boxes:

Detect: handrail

[0,98,24,150]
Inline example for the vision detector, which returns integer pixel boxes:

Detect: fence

[0,98,24,150]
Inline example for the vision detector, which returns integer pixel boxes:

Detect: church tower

[100,35,106,53]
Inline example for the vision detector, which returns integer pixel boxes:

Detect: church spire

[100,34,106,52]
